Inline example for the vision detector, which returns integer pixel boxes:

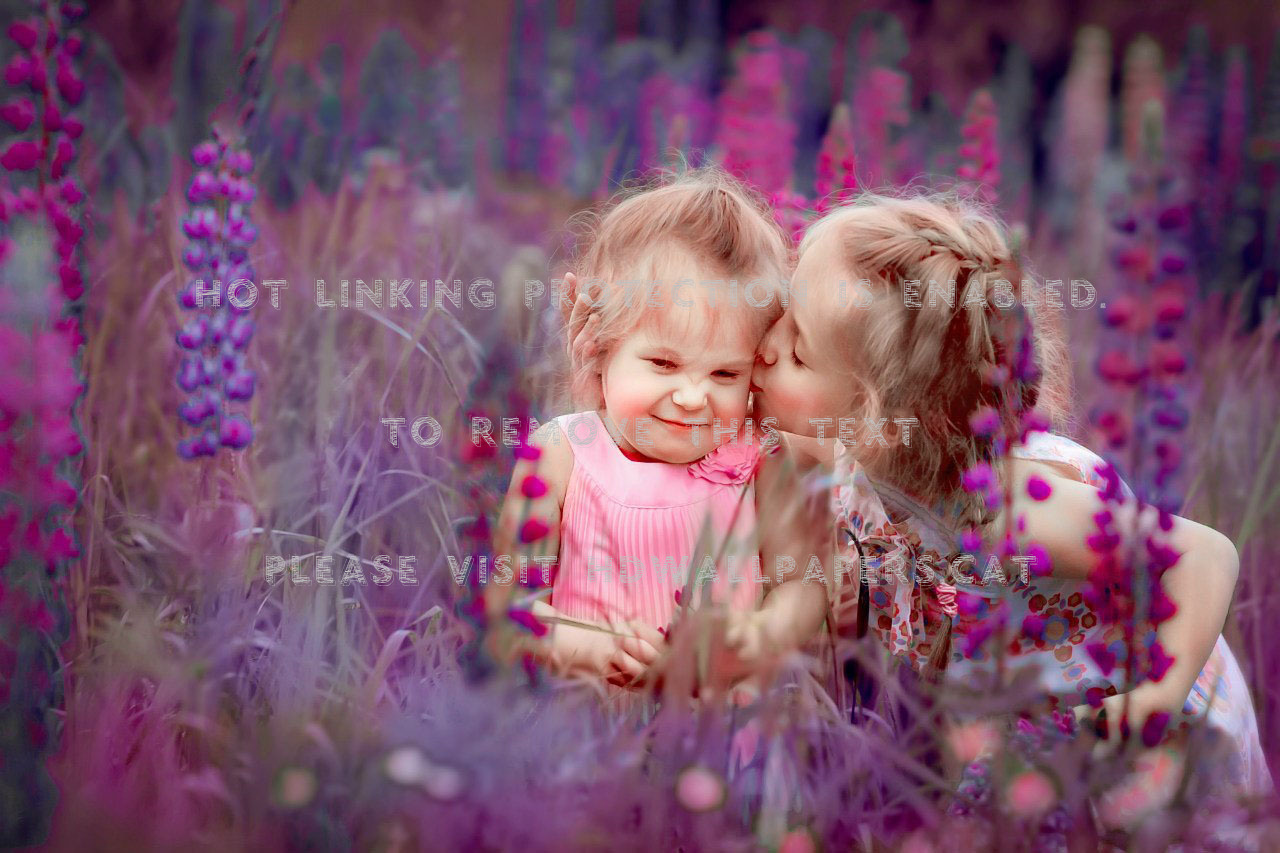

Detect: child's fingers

[619,635,661,666]
[624,621,667,653]
[569,313,599,363]
[1087,695,1128,759]
[604,650,648,686]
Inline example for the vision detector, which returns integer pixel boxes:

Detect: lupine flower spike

[176,134,259,459]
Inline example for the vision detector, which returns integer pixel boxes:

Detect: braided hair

[802,191,1071,674]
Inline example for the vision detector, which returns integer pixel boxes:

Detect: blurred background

[1,0,1278,847]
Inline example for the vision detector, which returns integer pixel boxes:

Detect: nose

[671,379,708,411]
[757,325,779,367]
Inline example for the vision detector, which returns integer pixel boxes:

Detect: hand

[1073,680,1186,759]
[685,609,779,696]
[549,617,668,689]
[563,272,601,365]
[1074,686,1191,831]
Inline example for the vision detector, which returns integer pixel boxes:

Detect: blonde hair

[565,166,790,410]
[803,190,1072,527]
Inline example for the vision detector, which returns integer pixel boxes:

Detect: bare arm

[490,421,666,684]
[714,436,834,685]
[1001,460,1240,731]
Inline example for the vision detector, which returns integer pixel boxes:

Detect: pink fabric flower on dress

[686,441,762,485]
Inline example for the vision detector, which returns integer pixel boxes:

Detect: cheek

[764,371,845,433]
[710,384,749,421]
[602,360,660,419]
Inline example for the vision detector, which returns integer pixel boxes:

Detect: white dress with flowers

[831,432,1272,803]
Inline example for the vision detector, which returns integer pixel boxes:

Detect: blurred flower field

[2,0,1280,849]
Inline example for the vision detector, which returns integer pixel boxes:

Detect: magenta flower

[192,141,220,166]
[219,414,254,449]
[513,442,541,462]
[4,54,32,86]
[1025,476,1052,501]
[507,607,548,637]
[1085,642,1117,676]
[961,462,995,493]
[969,406,1001,437]
[518,517,550,544]
[1141,710,1172,748]
[519,475,548,499]
[713,30,797,195]
[1147,641,1175,683]
[7,20,38,51]
[0,139,40,171]
[54,59,82,104]
[1,97,34,131]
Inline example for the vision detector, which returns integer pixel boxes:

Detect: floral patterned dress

[831,431,1272,803]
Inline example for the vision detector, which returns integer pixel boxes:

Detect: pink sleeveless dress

[548,411,763,631]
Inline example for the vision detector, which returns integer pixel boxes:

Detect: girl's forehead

[642,299,758,354]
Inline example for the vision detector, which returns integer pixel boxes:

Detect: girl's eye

[712,370,740,379]
[648,358,676,370]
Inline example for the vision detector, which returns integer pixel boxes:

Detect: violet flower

[175,135,259,460]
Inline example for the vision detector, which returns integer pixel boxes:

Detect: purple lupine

[176,135,259,460]
[1081,102,1190,721]
[956,89,1000,204]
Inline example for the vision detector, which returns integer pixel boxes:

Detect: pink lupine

[7,20,39,51]
[0,139,40,171]
[714,30,798,195]
[849,66,909,188]
[518,517,550,544]
[4,54,33,86]
[956,89,1000,204]
[1120,36,1165,164]
[0,97,34,131]
[54,58,82,105]
[814,102,857,209]
[519,475,548,499]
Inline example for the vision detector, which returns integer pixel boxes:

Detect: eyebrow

[638,346,682,359]
[639,347,753,370]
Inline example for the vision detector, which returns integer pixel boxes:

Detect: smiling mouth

[655,417,708,429]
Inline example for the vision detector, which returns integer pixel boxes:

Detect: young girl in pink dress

[492,168,830,691]
[750,192,1271,828]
